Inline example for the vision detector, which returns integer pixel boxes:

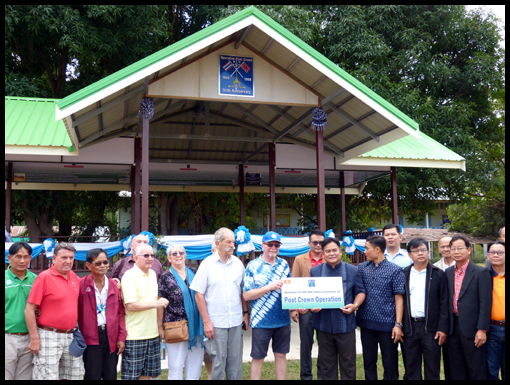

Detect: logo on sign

[308,279,315,288]
[219,55,254,97]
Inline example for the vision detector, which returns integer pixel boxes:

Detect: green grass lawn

[117,351,445,380]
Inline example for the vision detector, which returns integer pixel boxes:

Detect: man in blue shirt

[243,231,292,380]
[383,224,412,268]
[357,235,405,380]
[310,237,366,380]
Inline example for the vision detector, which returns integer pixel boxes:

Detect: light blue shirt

[243,256,291,329]
[384,248,412,268]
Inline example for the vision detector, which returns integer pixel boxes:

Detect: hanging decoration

[341,230,356,255]
[311,107,328,131]
[138,97,154,120]
[43,238,56,259]
[234,226,255,256]
[324,229,335,239]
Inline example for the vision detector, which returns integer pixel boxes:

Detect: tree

[219,5,505,231]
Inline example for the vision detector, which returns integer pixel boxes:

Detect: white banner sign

[281,277,344,309]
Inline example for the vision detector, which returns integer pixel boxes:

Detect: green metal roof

[55,6,418,133]
[361,131,464,161]
[5,96,73,150]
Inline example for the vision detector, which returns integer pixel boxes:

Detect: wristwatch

[394,322,403,329]
[243,311,250,315]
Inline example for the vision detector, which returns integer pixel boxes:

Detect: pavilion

[5,6,465,236]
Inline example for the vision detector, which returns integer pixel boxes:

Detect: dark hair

[382,224,401,235]
[449,234,470,249]
[407,237,429,253]
[366,235,386,253]
[309,229,325,241]
[488,241,505,252]
[8,241,32,256]
[322,237,341,249]
[86,248,107,264]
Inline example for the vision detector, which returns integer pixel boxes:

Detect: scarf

[170,266,204,351]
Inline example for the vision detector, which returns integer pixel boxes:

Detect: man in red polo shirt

[25,243,84,380]
[290,229,325,380]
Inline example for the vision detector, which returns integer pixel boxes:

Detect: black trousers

[360,328,399,380]
[317,329,356,380]
[298,311,321,380]
[447,316,487,380]
[402,320,441,380]
[441,339,451,380]
[83,326,119,380]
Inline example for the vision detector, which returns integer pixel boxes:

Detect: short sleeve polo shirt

[243,256,291,329]
[356,258,405,332]
[27,266,80,330]
[121,264,159,340]
[5,267,37,333]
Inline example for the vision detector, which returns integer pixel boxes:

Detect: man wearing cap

[111,233,164,281]
[25,242,85,380]
[243,231,292,380]
[5,242,38,380]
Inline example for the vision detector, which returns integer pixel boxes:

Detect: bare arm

[195,292,214,339]
[125,297,168,312]
[392,294,404,343]
[243,280,282,301]
[24,302,40,354]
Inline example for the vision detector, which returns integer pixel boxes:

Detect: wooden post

[133,137,141,234]
[269,143,276,232]
[316,130,326,230]
[239,164,245,226]
[391,166,399,224]
[340,171,346,235]
[142,116,150,231]
[6,162,12,233]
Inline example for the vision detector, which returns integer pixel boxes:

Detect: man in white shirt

[434,236,456,271]
[402,237,448,380]
[383,224,412,268]
[190,227,250,380]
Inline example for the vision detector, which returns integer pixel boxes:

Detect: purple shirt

[110,256,164,281]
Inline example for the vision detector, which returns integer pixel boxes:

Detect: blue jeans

[486,324,505,380]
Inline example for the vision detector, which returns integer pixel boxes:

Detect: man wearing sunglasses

[243,231,292,380]
[120,245,169,380]
[111,233,164,281]
[290,229,325,380]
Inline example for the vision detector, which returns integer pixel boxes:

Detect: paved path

[155,321,365,371]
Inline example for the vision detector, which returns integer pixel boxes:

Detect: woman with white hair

[157,245,204,380]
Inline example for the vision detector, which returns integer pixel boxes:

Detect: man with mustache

[191,227,250,380]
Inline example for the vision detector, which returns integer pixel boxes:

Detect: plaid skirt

[121,337,161,380]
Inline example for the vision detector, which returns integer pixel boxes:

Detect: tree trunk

[169,194,182,235]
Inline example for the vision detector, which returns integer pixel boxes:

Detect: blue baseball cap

[262,231,282,244]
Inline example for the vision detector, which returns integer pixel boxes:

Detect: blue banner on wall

[219,55,254,97]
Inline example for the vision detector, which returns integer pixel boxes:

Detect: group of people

[5,225,505,380]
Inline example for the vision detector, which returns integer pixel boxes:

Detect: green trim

[56,6,418,132]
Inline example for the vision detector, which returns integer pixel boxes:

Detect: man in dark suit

[445,234,492,380]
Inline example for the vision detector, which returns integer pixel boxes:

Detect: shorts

[121,337,161,380]
[32,327,84,380]
[251,324,291,359]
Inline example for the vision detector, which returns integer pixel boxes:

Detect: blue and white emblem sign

[219,55,254,97]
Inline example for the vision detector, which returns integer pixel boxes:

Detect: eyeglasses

[138,254,155,259]
[450,247,468,252]
[171,252,185,256]
[265,243,281,248]
[487,251,505,256]
[310,241,322,246]
[410,248,428,254]
[92,260,109,267]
